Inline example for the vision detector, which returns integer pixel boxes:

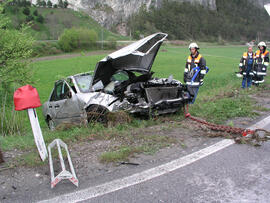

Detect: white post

[27,108,48,161]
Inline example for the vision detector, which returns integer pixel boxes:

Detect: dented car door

[49,81,83,125]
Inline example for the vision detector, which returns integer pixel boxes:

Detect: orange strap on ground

[183,104,255,137]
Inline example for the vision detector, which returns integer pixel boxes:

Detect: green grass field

[1,44,269,166]
[27,44,264,129]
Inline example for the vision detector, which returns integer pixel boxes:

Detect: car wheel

[86,105,108,124]
[48,118,56,131]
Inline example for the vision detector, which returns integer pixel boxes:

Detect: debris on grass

[107,111,132,127]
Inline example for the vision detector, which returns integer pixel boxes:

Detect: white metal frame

[48,139,79,188]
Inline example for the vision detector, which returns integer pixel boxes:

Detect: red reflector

[13,85,42,111]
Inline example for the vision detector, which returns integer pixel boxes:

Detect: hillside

[31,0,270,36]
[128,0,270,41]
[4,5,128,40]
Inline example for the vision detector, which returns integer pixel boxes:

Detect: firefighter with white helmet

[252,41,269,85]
[184,42,208,103]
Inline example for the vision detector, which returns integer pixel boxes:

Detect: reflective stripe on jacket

[184,52,206,86]
[239,52,254,76]
[254,49,269,77]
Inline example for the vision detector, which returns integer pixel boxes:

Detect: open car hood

[92,32,168,87]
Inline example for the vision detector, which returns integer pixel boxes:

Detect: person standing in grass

[239,46,254,89]
[253,42,269,85]
[184,43,207,104]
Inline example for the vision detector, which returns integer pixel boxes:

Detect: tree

[41,0,46,7]
[21,0,28,7]
[22,7,30,16]
[0,3,35,135]
[26,14,34,22]
[58,28,78,52]
[58,0,64,8]
[63,0,68,8]
[58,28,98,52]
[53,4,58,8]
[47,0,52,8]
[37,0,42,7]
[36,14,44,23]
[33,9,38,16]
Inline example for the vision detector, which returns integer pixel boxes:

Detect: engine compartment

[101,70,191,114]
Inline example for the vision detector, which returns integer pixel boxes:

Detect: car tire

[48,118,56,131]
[86,105,108,124]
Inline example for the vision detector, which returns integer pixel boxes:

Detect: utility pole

[101,27,104,50]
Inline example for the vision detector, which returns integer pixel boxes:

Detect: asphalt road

[39,115,270,203]
[85,140,270,203]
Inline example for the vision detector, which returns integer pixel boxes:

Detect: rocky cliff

[30,0,216,35]
[31,0,269,35]
[65,0,216,35]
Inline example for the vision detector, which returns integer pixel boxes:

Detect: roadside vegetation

[0,2,34,137]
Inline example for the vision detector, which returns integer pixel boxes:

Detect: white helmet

[258,41,267,48]
[189,42,199,50]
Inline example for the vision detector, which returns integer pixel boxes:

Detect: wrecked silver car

[42,33,192,129]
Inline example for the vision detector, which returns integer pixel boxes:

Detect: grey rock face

[66,0,216,34]
[30,0,269,35]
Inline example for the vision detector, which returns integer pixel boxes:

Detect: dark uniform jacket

[254,49,269,76]
[239,52,254,76]
[184,52,206,86]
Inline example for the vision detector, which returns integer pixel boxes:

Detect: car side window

[67,78,77,93]
[62,83,70,99]
[50,82,62,101]
[50,81,71,101]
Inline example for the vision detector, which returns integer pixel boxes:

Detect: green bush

[32,41,63,57]
[36,14,44,23]
[26,14,34,22]
[33,9,38,16]
[22,7,30,16]
[58,28,98,52]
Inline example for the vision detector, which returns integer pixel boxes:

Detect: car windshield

[74,74,93,93]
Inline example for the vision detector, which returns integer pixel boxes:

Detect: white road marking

[248,115,270,130]
[39,115,270,203]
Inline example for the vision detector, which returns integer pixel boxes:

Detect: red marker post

[14,85,48,161]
